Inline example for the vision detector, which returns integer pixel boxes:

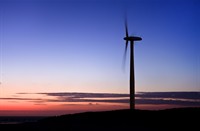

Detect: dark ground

[0,108,199,131]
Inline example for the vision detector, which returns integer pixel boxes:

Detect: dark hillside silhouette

[0,108,199,131]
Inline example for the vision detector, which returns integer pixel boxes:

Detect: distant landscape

[0,108,199,131]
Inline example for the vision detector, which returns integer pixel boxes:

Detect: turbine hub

[124,36,142,41]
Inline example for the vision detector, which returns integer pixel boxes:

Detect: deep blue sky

[0,0,199,97]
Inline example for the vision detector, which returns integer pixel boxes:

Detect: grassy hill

[1,108,199,131]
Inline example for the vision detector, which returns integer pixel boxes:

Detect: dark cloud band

[1,92,200,107]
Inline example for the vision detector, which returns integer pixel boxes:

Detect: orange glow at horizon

[0,101,129,116]
[1,99,188,116]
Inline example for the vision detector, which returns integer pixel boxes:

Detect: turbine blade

[122,41,128,71]
[125,16,129,37]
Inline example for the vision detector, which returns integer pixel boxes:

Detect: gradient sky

[0,0,200,115]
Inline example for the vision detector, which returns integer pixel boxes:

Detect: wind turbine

[123,18,142,110]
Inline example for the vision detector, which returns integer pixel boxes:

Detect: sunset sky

[0,0,199,116]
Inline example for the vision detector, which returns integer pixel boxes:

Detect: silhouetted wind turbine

[123,18,142,110]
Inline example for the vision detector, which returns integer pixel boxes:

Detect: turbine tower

[123,19,142,110]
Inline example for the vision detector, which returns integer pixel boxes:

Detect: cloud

[138,92,200,100]
[0,97,43,101]
[1,92,200,107]
[37,92,129,98]
[137,98,200,106]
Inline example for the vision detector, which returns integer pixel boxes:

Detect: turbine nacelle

[124,36,142,41]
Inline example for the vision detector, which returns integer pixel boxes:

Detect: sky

[0,0,200,116]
